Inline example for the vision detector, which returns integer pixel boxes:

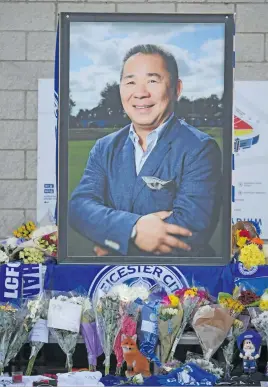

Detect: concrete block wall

[0,0,268,237]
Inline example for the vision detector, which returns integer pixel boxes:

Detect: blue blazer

[69,116,222,256]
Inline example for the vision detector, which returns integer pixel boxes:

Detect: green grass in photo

[68,140,96,198]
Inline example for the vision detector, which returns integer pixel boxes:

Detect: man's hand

[93,210,192,256]
[134,213,192,254]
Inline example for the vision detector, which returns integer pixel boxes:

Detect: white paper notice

[30,319,49,343]
[141,320,155,334]
[47,299,82,333]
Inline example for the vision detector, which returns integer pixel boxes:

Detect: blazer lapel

[131,117,179,207]
[113,135,137,212]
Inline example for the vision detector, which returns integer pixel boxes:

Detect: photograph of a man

[68,43,222,258]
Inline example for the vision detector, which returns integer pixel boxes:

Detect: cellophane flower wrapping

[218,288,248,380]
[47,290,85,372]
[192,304,234,361]
[137,297,161,367]
[33,229,58,259]
[185,351,224,380]
[167,287,210,362]
[4,293,45,369]
[80,297,103,371]
[158,294,183,364]
[0,302,18,374]
[249,289,268,375]
[25,293,50,376]
[94,290,121,375]
[221,316,249,380]
[110,284,149,375]
[218,292,245,318]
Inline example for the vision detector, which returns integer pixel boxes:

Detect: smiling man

[68,44,222,258]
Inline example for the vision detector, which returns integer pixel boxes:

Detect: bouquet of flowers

[218,292,244,318]
[185,351,224,380]
[94,290,121,375]
[111,284,149,375]
[238,289,260,307]
[4,293,45,368]
[80,297,102,371]
[47,291,84,371]
[231,221,265,268]
[13,221,36,240]
[249,289,268,376]
[192,305,234,361]
[0,303,18,374]
[137,296,162,368]
[192,289,245,380]
[34,231,58,258]
[0,237,24,265]
[0,249,9,265]
[221,317,248,380]
[158,293,183,364]
[18,247,45,264]
[25,293,50,375]
[167,287,210,362]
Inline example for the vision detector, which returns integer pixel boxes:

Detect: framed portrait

[58,12,234,265]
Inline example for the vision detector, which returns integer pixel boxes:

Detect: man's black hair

[120,44,179,94]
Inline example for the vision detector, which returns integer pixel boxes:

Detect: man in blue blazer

[69,44,222,257]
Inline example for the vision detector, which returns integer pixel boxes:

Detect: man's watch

[131,225,137,241]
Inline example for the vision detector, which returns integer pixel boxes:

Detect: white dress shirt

[128,113,174,240]
[128,113,174,175]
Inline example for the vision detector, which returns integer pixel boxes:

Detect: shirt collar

[129,113,174,145]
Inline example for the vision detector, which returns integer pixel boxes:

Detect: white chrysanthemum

[108,284,131,302]
[32,225,57,239]
[6,237,20,249]
[0,250,9,264]
[132,373,144,384]
[83,298,93,312]
[129,285,149,301]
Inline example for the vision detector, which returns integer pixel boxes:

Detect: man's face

[120,53,181,131]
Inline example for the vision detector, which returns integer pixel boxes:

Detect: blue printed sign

[0,263,43,303]
[43,264,234,298]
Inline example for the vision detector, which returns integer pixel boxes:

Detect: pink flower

[162,296,171,305]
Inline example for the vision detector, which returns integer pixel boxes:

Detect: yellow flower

[237,237,248,248]
[239,244,265,269]
[184,288,197,298]
[233,319,243,329]
[260,300,268,311]
[168,294,180,307]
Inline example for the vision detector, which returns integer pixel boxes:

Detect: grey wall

[0,0,268,237]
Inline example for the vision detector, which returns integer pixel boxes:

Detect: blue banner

[0,263,43,303]
[2,263,268,303]
[44,264,234,298]
[232,262,268,295]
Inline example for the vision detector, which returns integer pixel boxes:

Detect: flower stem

[66,353,73,372]
[116,366,122,376]
[105,365,110,375]
[25,355,37,376]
